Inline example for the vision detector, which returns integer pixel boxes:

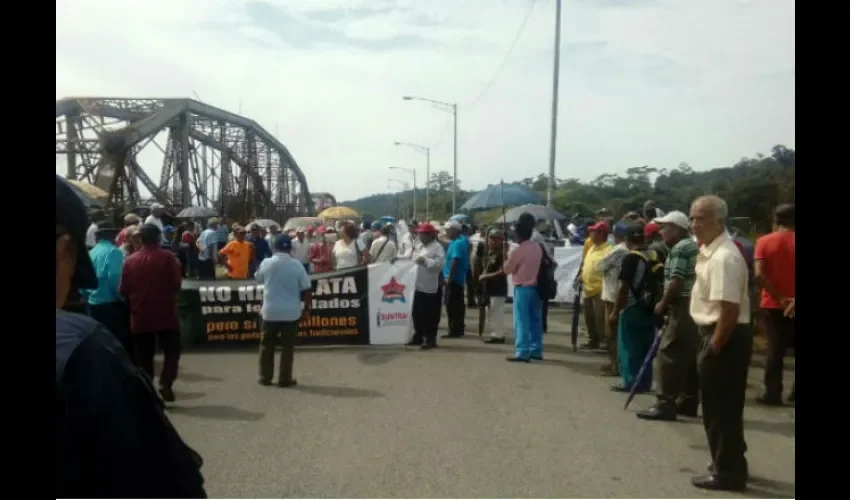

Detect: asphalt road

[166,306,795,499]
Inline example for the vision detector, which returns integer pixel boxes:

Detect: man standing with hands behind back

[255,234,312,387]
[688,195,752,492]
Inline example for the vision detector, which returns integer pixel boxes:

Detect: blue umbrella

[460,182,542,212]
[449,214,470,222]
[379,215,395,223]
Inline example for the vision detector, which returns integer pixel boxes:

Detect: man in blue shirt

[84,222,131,353]
[255,235,313,387]
[442,220,469,338]
[248,224,273,278]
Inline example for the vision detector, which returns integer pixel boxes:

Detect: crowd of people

[57,167,794,495]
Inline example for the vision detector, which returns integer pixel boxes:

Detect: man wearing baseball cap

[636,210,700,421]
[408,223,446,349]
[255,234,312,386]
[576,220,613,349]
[55,176,206,498]
[442,220,469,338]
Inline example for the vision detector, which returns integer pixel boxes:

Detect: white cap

[654,210,690,230]
[443,220,462,231]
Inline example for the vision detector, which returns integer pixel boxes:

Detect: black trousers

[698,323,752,482]
[761,309,795,399]
[412,290,442,346]
[89,301,133,358]
[541,299,549,333]
[466,269,478,307]
[445,282,466,336]
[260,320,298,384]
[133,331,182,389]
[197,259,216,280]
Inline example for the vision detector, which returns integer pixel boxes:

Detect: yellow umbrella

[318,206,359,220]
[66,179,109,203]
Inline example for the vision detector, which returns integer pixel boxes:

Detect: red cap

[414,223,438,233]
[644,222,660,237]
[588,221,610,233]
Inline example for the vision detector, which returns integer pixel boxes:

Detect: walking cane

[624,327,664,410]
[570,282,582,352]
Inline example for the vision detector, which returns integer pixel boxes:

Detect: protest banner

[178,261,418,346]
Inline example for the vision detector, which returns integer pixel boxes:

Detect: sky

[56,0,795,202]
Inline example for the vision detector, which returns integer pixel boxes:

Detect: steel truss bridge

[55,97,319,220]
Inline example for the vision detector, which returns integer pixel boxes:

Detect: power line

[463,0,538,108]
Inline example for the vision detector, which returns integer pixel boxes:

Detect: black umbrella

[494,204,567,224]
[176,206,219,218]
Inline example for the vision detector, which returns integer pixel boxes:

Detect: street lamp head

[402,96,413,101]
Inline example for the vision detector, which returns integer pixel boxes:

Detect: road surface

[166,306,795,498]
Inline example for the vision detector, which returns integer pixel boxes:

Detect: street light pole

[393,141,431,220]
[402,95,458,214]
[388,167,416,220]
[546,0,563,209]
[452,103,458,213]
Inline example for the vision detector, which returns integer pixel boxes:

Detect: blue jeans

[513,286,543,359]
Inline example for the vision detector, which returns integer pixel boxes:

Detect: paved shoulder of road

[167,307,795,499]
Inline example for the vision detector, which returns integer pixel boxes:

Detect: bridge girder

[55,97,316,220]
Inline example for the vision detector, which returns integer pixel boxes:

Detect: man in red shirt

[120,224,184,402]
[753,204,795,405]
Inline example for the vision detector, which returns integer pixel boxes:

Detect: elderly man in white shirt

[407,223,445,350]
[687,195,752,493]
[370,225,397,264]
[290,228,311,271]
[144,203,167,243]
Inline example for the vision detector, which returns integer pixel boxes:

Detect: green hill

[341,144,795,234]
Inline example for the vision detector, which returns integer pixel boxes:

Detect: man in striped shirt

[637,210,700,421]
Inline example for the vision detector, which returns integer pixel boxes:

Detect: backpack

[628,249,665,312]
[536,243,557,301]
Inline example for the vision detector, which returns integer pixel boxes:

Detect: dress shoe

[277,379,298,388]
[506,356,530,363]
[677,400,699,418]
[484,337,505,344]
[599,365,619,377]
[636,405,677,421]
[610,384,629,392]
[530,354,543,361]
[580,341,600,350]
[691,474,746,492]
[158,387,176,402]
[258,379,272,386]
[420,344,437,350]
[756,394,783,406]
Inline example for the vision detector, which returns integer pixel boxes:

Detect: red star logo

[380,277,406,303]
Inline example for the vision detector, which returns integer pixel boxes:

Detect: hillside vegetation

[341,144,795,234]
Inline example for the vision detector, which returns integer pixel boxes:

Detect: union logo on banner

[380,276,406,303]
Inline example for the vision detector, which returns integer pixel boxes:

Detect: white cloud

[56,0,795,202]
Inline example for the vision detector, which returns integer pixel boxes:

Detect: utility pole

[546,0,563,208]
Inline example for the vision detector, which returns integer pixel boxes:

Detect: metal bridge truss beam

[55,98,315,220]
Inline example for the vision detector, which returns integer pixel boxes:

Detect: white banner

[366,260,419,345]
[507,244,584,303]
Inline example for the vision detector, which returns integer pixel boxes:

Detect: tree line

[342,144,795,235]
